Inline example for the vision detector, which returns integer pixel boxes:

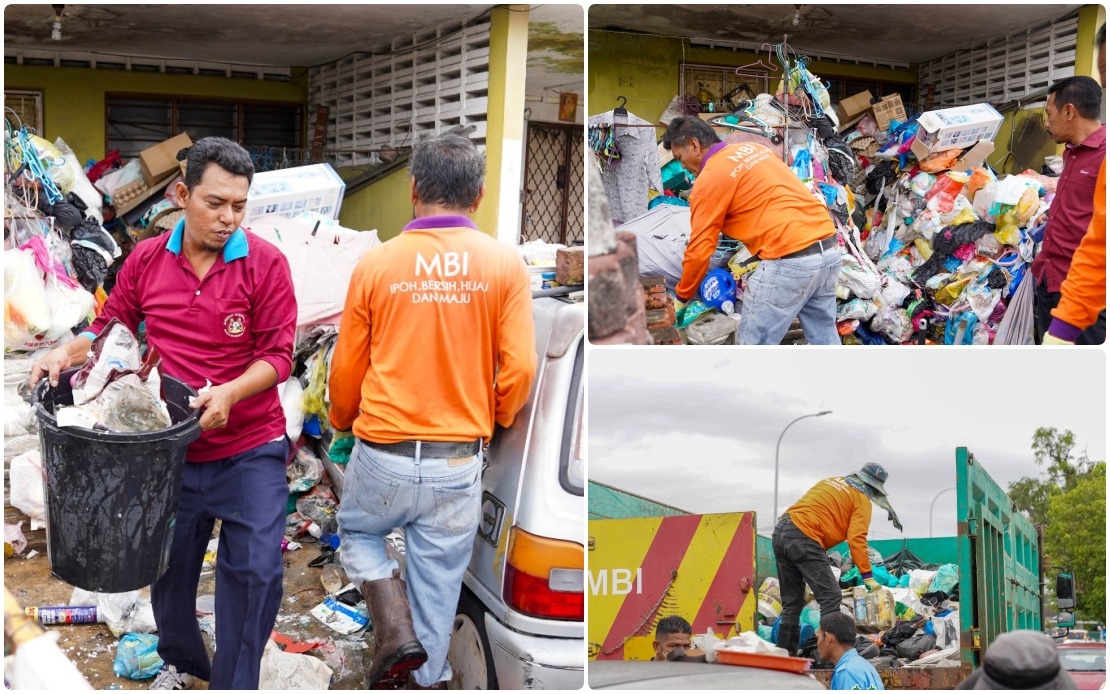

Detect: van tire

[449,587,498,690]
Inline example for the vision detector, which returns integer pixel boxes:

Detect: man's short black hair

[655,615,693,638]
[409,133,486,209]
[1047,76,1103,120]
[184,136,255,191]
[661,116,721,151]
[820,611,857,647]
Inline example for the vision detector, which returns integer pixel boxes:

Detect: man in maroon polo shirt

[31,137,296,690]
[1033,75,1106,344]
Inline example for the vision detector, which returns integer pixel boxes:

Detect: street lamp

[774,410,832,524]
[929,487,956,537]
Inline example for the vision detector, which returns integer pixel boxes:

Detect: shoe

[361,569,427,689]
[150,665,196,690]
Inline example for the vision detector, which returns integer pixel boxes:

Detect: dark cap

[958,631,1078,690]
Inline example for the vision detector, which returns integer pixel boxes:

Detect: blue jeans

[738,245,841,345]
[338,439,482,687]
[152,437,290,689]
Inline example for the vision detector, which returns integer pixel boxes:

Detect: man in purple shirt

[1033,75,1106,344]
[31,137,297,690]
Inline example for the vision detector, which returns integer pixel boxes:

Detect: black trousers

[772,515,843,653]
[1034,278,1106,345]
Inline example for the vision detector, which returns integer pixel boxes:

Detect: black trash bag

[71,219,117,254]
[868,655,898,670]
[866,161,897,196]
[920,590,950,607]
[881,543,941,575]
[882,618,924,648]
[825,140,858,186]
[48,201,85,230]
[71,244,109,294]
[912,220,996,285]
[896,634,937,660]
[856,635,881,660]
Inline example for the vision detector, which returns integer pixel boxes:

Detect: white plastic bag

[909,569,937,596]
[4,248,56,352]
[258,638,333,690]
[9,450,45,529]
[931,611,961,650]
[69,588,156,637]
[5,521,28,555]
[44,278,95,340]
[281,378,305,442]
[54,137,104,225]
[839,254,881,299]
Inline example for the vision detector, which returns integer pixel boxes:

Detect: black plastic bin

[34,368,201,593]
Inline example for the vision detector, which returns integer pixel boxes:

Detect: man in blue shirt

[817,612,884,690]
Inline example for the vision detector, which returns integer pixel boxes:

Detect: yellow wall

[587,30,918,127]
[4,64,307,163]
[338,166,413,241]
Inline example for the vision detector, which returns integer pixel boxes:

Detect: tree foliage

[1009,427,1105,624]
[1046,462,1106,622]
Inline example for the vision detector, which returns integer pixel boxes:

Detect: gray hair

[184,136,254,190]
[409,134,486,209]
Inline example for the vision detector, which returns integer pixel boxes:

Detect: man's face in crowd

[1043,93,1074,145]
[816,627,837,663]
[653,631,692,660]
[175,163,250,254]
[670,140,705,176]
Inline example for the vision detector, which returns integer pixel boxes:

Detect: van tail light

[503,527,584,621]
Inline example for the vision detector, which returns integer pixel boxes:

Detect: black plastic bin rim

[33,370,201,444]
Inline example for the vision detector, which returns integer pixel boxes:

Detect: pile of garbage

[755,545,962,669]
[642,43,1046,345]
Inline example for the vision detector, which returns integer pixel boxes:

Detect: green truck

[589,447,1054,689]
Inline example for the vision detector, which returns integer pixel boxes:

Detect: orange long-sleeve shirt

[676,142,835,300]
[1049,160,1106,340]
[787,477,874,577]
[328,218,537,444]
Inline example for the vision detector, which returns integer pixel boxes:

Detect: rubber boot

[361,569,427,689]
[777,622,801,657]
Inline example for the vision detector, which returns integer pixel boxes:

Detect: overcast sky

[587,349,1107,539]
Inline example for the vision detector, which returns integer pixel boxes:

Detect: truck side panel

[957,447,1042,668]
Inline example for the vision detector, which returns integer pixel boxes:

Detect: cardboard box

[836,90,874,126]
[910,138,995,171]
[914,103,1004,153]
[871,94,907,131]
[244,163,346,224]
[139,133,193,186]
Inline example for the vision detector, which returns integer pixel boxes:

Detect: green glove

[864,577,882,592]
[328,430,354,465]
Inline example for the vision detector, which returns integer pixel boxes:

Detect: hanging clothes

[588,109,664,226]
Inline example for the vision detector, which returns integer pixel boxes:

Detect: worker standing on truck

[817,612,884,690]
[772,463,901,656]
[327,133,537,689]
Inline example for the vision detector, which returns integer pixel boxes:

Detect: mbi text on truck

[588,447,1076,690]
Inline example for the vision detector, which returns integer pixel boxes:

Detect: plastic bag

[931,610,961,650]
[287,447,325,494]
[839,254,881,299]
[113,633,163,679]
[897,634,937,660]
[837,298,877,321]
[972,182,998,222]
[994,269,1035,345]
[878,276,912,309]
[939,195,978,226]
[967,284,1001,322]
[259,638,334,690]
[871,305,913,343]
[69,588,155,637]
[5,521,28,556]
[4,248,56,352]
[9,450,45,529]
[44,277,95,340]
[54,138,104,225]
[929,564,959,594]
[281,378,305,442]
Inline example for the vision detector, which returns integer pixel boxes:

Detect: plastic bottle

[25,605,100,625]
[852,585,868,625]
[699,269,737,314]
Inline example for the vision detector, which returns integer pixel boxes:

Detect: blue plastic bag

[114,633,163,680]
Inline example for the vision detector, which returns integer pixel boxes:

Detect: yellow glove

[1042,333,1075,345]
[864,578,882,592]
[673,296,687,313]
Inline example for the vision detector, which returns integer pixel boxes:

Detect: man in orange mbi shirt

[1045,23,1106,345]
[662,116,842,344]
[328,134,537,689]
[772,463,900,656]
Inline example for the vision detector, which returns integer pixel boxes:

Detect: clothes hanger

[614,96,628,117]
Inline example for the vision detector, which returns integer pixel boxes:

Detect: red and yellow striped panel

[588,512,756,661]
